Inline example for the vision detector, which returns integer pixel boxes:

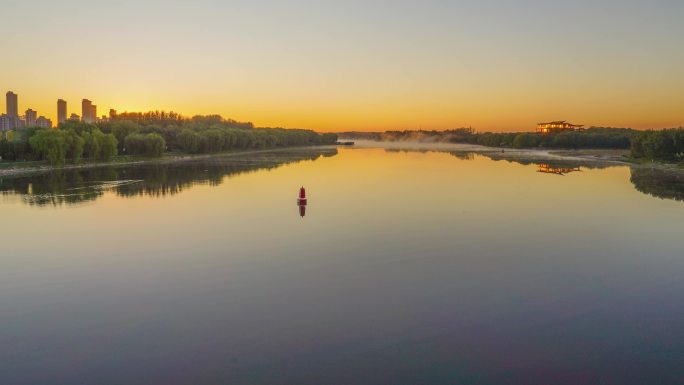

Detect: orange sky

[1,1,682,132]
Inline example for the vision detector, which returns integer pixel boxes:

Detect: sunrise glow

[1,0,682,132]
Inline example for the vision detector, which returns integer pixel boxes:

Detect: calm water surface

[1,145,683,384]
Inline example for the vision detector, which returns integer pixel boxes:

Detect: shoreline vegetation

[339,127,684,166]
[2,122,683,178]
[0,111,338,174]
[0,145,338,178]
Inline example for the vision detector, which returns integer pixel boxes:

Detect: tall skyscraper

[82,99,93,123]
[91,105,97,122]
[25,109,37,127]
[57,99,67,124]
[5,91,20,129]
[6,91,18,117]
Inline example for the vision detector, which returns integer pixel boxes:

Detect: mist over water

[1,145,683,385]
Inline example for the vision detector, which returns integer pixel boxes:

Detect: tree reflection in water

[485,152,684,202]
[3,147,684,206]
[390,148,684,203]
[630,167,684,202]
[0,148,338,206]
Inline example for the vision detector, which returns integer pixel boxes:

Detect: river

[1,144,683,384]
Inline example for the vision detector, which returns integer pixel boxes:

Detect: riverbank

[0,145,337,178]
[3,141,681,178]
[347,139,630,164]
[346,139,684,171]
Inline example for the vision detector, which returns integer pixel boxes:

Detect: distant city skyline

[2,91,54,130]
[1,0,682,132]
[1,90,118,131]
[2,90,178,130]
[2,86,682,133]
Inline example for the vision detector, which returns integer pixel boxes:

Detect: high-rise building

[25,109,37,127]
[91,105,97,122]
[6,91,18,117]
[0,114,10,132]
[57,99,67,124]
[5,91,19,129]
[82,99,93,123]
[1,115,19,130]
[36,116,52,129]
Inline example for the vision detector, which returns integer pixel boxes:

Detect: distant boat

[297,187,307,218]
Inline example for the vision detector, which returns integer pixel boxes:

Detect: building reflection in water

[537,163,581,176]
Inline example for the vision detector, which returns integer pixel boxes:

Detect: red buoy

[298,187,307,205]
[297,186,307,218]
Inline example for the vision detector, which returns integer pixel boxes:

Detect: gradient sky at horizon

[1,0,682,132]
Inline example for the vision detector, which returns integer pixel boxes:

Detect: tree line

[109,111,254,130]
[341,126,684,163]
[339,127,636,149]
[1,125,118,165]
[376,127,636,149]
[0,113,338,165]
[630,128,684,161]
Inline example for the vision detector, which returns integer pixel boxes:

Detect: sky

[1,0,682,132]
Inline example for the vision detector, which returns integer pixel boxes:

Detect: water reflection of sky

[1,147,683,385]
[1,147,683,205]
[0,148,338,206]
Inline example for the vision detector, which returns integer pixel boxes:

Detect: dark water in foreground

[1,146,684,385]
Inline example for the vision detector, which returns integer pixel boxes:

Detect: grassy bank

[0,145,337,178]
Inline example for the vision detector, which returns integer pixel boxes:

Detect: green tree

[112,121,141,152]
[177,129,200,153]
[64,129,84,162]
[144,133,166,157]
[124,133,166,157]
[124,133,146,155]
[82,130,101,160]
[512,133,540,148]
[100,134,118,161]
[29,129,68,165]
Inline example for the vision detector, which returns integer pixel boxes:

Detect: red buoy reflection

[297,186,307,218]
